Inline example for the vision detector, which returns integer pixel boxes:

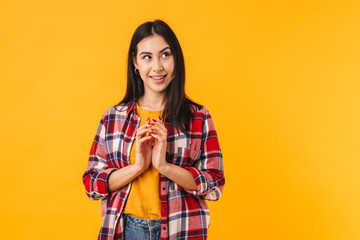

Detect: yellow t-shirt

[123,103,163,219]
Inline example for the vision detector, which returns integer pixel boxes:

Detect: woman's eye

[161,52,170,58]
[143,55,151,60]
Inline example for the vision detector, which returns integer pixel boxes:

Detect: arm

[108,120,154,192]
[83,114,154,198]
[151,111,225,200]
[82,111,117,200]
[106,165,145,192]
[157,163,197,191]
[150,118,197,191]
[184,108,225,201]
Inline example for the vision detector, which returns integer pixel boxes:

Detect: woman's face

[133,34,175,96]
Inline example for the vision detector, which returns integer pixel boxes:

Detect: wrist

[133,163,147,174]
[157,162,170,175]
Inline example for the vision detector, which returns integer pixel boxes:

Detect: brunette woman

[83,20,225,240]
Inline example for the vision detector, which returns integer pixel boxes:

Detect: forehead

[137,34,170,53]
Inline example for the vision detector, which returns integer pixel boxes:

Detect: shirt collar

[126,99,137,116]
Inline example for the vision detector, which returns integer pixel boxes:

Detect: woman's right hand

[107,118,153,192]
[134,118,153,172]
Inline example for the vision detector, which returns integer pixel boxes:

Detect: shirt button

[163,206,166,210]
[162,187,165,190]
[163,227,166,230]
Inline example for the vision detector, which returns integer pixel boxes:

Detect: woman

[83,20,225,240]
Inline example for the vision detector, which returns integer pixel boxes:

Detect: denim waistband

[124,214,161,228]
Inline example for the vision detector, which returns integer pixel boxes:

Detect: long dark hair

[115,20,202,133]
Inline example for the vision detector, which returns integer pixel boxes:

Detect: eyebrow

[139,47,171,56]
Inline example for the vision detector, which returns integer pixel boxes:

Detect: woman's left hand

[150,117,168,173]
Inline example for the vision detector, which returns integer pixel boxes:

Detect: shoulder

[190,103,211,120]
[189,103,215,133]
[187,98,206,115]
[113,102,132,115]
[189,103,219,132]
[99,101,133,122]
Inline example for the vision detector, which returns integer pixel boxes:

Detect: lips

[150,74,167,81]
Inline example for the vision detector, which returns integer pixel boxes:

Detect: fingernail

[152,119,157,122]
[147,117,150,121]
[158,116,161,120]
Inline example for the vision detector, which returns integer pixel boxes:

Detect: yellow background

[1,0,359,239]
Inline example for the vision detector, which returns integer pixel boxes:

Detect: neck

[138,92,166,111]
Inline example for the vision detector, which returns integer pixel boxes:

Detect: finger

[154,123,167,134]
[150,133,161,140]
[151,124,167,137]
[152,117,163,123]
[137,117,152,129]
[148,125,160,137]
[137,135,153,144]
[151,127,166,140]
[136,128,153,138]
[137,123,153,131]
[137,127,153,135]
[152,119,166,130]
[147,138,153,147]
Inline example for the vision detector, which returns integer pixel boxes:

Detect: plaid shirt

[82,100,225,240]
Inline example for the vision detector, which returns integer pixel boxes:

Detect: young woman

[83,20,225,240]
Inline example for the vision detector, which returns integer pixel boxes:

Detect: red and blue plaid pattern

[83,100,225,240]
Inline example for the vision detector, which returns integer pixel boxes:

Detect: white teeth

[151,76,165,80]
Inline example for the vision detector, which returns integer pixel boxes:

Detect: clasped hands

[135,116,168,174]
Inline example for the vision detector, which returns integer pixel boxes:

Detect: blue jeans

[124,214,161,240]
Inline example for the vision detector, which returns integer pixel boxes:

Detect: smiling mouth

[150,75,167,80]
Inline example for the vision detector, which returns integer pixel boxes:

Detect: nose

[152,59,164,72]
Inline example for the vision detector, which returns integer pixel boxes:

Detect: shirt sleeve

[185,108,225,201]
[82,110,118,200]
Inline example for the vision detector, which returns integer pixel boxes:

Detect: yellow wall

[1,0,360,239]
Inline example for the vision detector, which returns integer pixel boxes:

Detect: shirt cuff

[96,168,118,197]
[184,167,208,196]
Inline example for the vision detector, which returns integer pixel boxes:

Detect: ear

[132,52,139,69]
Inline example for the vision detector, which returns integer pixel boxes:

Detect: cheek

[138,64,150,74]
[164,61,175,74]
